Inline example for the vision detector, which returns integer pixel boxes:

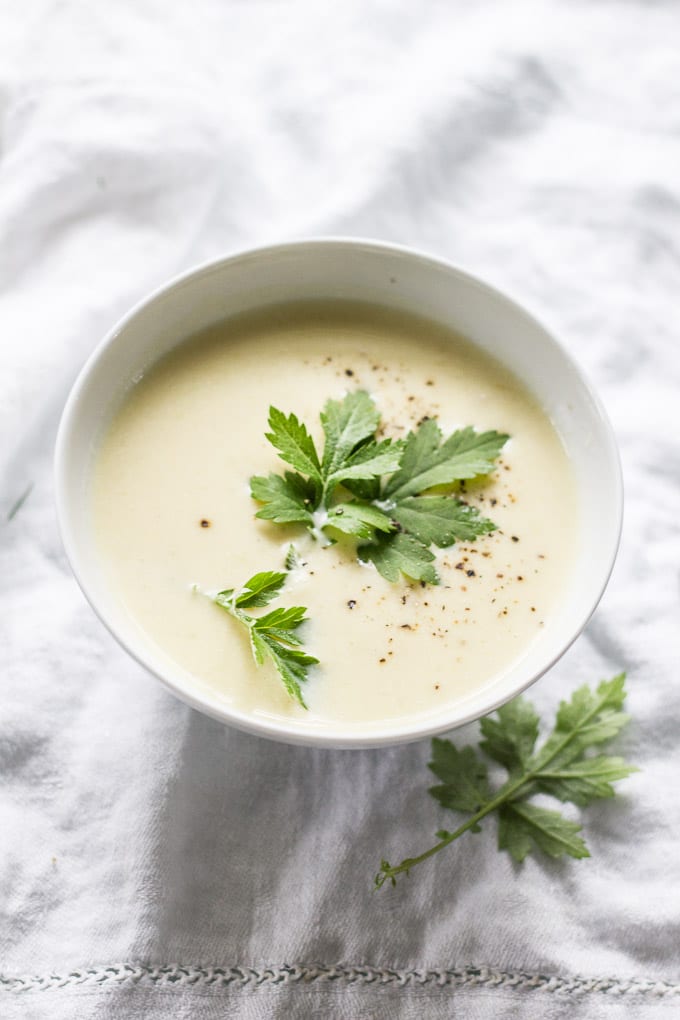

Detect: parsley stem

[377,775,530,886]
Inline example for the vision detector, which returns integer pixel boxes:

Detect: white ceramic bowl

[55,239,622,748]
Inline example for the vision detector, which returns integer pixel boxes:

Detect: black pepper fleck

[200,519,211,528]
[466,569,476,577]
[347,600,356,609]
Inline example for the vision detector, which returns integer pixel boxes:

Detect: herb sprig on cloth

[208,568,317,708]
[250,391,508,583]
[376,674,637,887]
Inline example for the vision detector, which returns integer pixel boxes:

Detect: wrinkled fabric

[1,1,679,1017]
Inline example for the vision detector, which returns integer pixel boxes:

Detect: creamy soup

[91,302,577,730]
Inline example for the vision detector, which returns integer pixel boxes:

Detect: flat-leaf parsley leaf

[207,568,318,708]
[250,392,508,583]
[375,674,637,887]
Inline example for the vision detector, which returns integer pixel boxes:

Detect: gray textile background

[2,1,679,1017]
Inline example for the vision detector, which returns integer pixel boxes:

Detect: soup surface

[91,302,577,731]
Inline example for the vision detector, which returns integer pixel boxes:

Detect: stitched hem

[2,964,679,997]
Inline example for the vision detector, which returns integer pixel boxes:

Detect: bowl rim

[55,236,623,748]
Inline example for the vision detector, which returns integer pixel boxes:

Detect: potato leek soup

[91,302,577,730]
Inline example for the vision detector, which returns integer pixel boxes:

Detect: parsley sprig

[376,674,637,887]
[250,391,508,583]
[211,568,317,708]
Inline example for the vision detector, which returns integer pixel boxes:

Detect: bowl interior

[56,240,622,747]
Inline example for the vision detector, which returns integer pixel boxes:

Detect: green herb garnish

[376,674,637,887]
[250,391,508,583]
[211,569,317,708]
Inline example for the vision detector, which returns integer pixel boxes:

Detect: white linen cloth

[1,1,679,1016]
